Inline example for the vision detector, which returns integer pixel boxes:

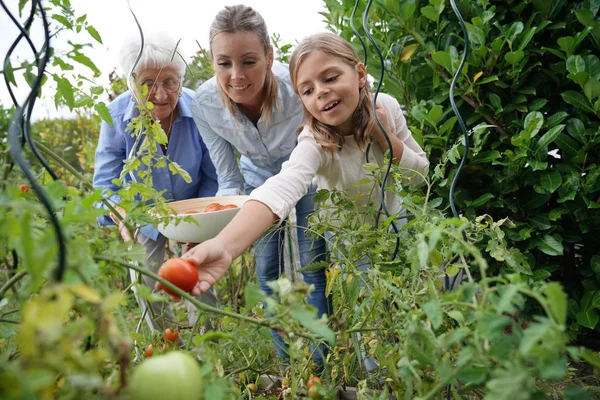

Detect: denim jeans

[246,185,330,365]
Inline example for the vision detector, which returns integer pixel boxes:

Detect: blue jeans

[246,185,330,365]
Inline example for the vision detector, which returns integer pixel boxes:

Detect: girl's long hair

[209,5,279,124]
[289,32,375,152]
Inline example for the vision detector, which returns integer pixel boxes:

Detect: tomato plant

[156,258,198,296]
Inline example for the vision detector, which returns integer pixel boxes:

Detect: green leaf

[3,59,16,86]
[458,367,487,385]
[566,55,586,74]
[504,247,533,275]
[86,26,103,44]
[446,310,464,324]
[421,5,439,22]
[575,9,595,26]
[591,255,600,276]
[505,50,524,65]
[561,91,595,114]
[497,285,518,314]
[555,132,581,156]
[290,308,335,344]
[94,102,113,126]
[168,161,192,183]
[401,2,416,19]
[428,105,443,123]
[549,208,568,221]
[536,124,565,151]
[544,282,567,325]
[244,282,265,310]
[566,118,587,144]
[558,36,575,55]
[543,112,569,129]
[432,51,452,72]
[57,77,75,109]
[524,111,544,137]
[583,77,600,102]
[470,193,494,207]
[535,234,564,256]
[576,309,599,329]
[422,300,442,329]
[477,313,512,340]
[70,53,100,76]
[52,14,72,29]
[540,170,562,193]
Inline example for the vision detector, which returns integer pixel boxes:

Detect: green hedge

[322,0,600,341]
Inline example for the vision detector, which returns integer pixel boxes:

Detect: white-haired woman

[93,32,218,336]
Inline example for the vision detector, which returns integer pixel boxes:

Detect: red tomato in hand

[156,258,198,296]
[163,328,179,342]
[204,203,223,212]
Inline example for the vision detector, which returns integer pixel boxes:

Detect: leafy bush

[322,0,600,341]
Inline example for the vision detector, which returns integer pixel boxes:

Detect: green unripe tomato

[129,351,203,400]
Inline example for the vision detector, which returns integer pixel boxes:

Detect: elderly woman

[93,32,218,335]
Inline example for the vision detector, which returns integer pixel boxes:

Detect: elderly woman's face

[137,65,181,122]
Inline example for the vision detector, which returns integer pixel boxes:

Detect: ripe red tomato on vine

[156,258,198,296]
[163,328,179,342]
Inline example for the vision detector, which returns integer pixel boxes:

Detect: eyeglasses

[140,78,181,94]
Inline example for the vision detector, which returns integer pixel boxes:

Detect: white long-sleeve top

[247,93,430,220]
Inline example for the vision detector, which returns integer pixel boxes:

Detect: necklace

[160,109,177,154]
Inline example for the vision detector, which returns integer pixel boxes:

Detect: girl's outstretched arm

[181,200,278,293]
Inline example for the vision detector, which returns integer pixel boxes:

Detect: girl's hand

[156,239,233,302]
[183,239,233,293]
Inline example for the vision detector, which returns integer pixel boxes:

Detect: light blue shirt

[93,88,218,240]
[191,62,304,195]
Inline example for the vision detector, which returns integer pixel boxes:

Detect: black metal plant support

[3,0,67,282]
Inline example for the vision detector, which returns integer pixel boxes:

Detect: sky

[0,0,329,120]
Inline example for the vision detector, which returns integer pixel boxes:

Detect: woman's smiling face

[211,30,273,113]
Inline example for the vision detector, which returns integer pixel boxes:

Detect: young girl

[183,31,429,357]
[191,5,328,364]
[184,31,429,288]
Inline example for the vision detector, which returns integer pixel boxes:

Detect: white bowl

[157,195,248,243]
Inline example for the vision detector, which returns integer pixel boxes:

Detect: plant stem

[94,255,317,340]
[0,270,27,299]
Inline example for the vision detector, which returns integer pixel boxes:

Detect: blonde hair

[209,4,278,123]
[289,32,375,153]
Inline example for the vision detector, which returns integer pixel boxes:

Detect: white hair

[119,32,186,78]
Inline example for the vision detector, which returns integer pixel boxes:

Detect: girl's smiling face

[211,30,273,113]
[296,50,366,135]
